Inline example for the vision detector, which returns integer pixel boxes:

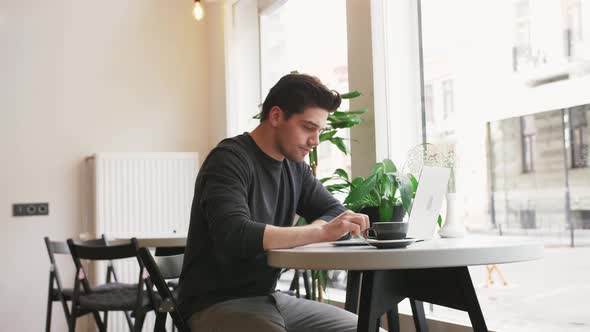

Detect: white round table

[267,236,543,270]
[267,236,543,332]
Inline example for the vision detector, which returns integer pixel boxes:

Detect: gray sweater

[178,133,346,319]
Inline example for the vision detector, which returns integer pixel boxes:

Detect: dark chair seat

[66,238,155,331]
[50,288,73,301]
[92,282,138,293]
[78,286,154,311]
[51,283,138,301]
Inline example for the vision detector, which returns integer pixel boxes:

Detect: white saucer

[365,238,417,249]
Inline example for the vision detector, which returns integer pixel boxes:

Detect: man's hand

[320,210,370,242]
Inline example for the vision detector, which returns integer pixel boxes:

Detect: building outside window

[521,115,536,173]
[570,106,588,168]
[424,83,434,123]
[442,79,453,120]
[513,0,532,71]
[562,0,583,58]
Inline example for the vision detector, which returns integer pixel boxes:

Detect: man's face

[272,106,329,162]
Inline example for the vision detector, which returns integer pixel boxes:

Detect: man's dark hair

[260,73,341,122]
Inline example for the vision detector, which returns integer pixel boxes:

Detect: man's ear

[268,106,283,127]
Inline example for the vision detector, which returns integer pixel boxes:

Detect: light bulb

[193,0,205,21]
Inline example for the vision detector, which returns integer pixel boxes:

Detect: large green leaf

[340,90,362,99]
[380,173,392,200]
[379,200,394,221]
[319,130,337,142]
[351,177,365,188]
[325,183,350,193]
[330,110,367,118]
[334,168,349,181]
[382,159,397,173]
[385,173,399,207]
[319,176,334,184]
[398,173,414,214]
[329,117,362,129]
[328,137,349,154]
[372,162,384,175]
[409,173,419,194]
[344,173,377,205]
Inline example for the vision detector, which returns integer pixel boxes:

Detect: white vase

[439,193,465,238]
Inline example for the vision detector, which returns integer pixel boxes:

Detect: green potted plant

[341,159,418,223]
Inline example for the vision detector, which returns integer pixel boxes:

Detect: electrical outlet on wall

[13,203,49,216]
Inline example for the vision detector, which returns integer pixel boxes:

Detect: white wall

[0,0,215,330]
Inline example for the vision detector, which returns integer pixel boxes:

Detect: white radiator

[90,152,199,331]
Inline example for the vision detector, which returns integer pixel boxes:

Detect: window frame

[442,78,454,120]
[520,115,536,173]
[569,108,588,168]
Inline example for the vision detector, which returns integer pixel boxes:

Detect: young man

[179,74,370,332]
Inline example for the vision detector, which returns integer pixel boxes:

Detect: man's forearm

[263,221,328,250]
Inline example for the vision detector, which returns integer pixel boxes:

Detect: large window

[258,0,351,300]
[416,0,590,329]
[229,0,590,327]
[259,0,350,179]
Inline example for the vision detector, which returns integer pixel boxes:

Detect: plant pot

[360,205,405,224]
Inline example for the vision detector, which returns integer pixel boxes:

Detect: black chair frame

[45,236,134,331]
[67,238,157,332]
[44,237,98,331]
[138,247,190,332]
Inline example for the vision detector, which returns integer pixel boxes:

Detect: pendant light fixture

[193,0,205,21]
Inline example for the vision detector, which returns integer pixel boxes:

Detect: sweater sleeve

[296,163,347,223]
[199,148,266,258]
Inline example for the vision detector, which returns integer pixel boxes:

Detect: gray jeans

[188,292,360,332]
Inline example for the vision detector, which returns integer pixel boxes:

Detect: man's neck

[249,125,284,161]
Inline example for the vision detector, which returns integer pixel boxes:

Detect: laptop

[406,166,451,240]
[332,166,450,246]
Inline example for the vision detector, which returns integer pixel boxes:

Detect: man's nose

[309,133,320,147]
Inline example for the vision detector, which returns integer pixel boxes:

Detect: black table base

[346,267,488,332]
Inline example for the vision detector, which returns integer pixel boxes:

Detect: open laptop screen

[406,166,451,240]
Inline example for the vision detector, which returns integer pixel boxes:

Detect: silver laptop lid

[406,166,451,240]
